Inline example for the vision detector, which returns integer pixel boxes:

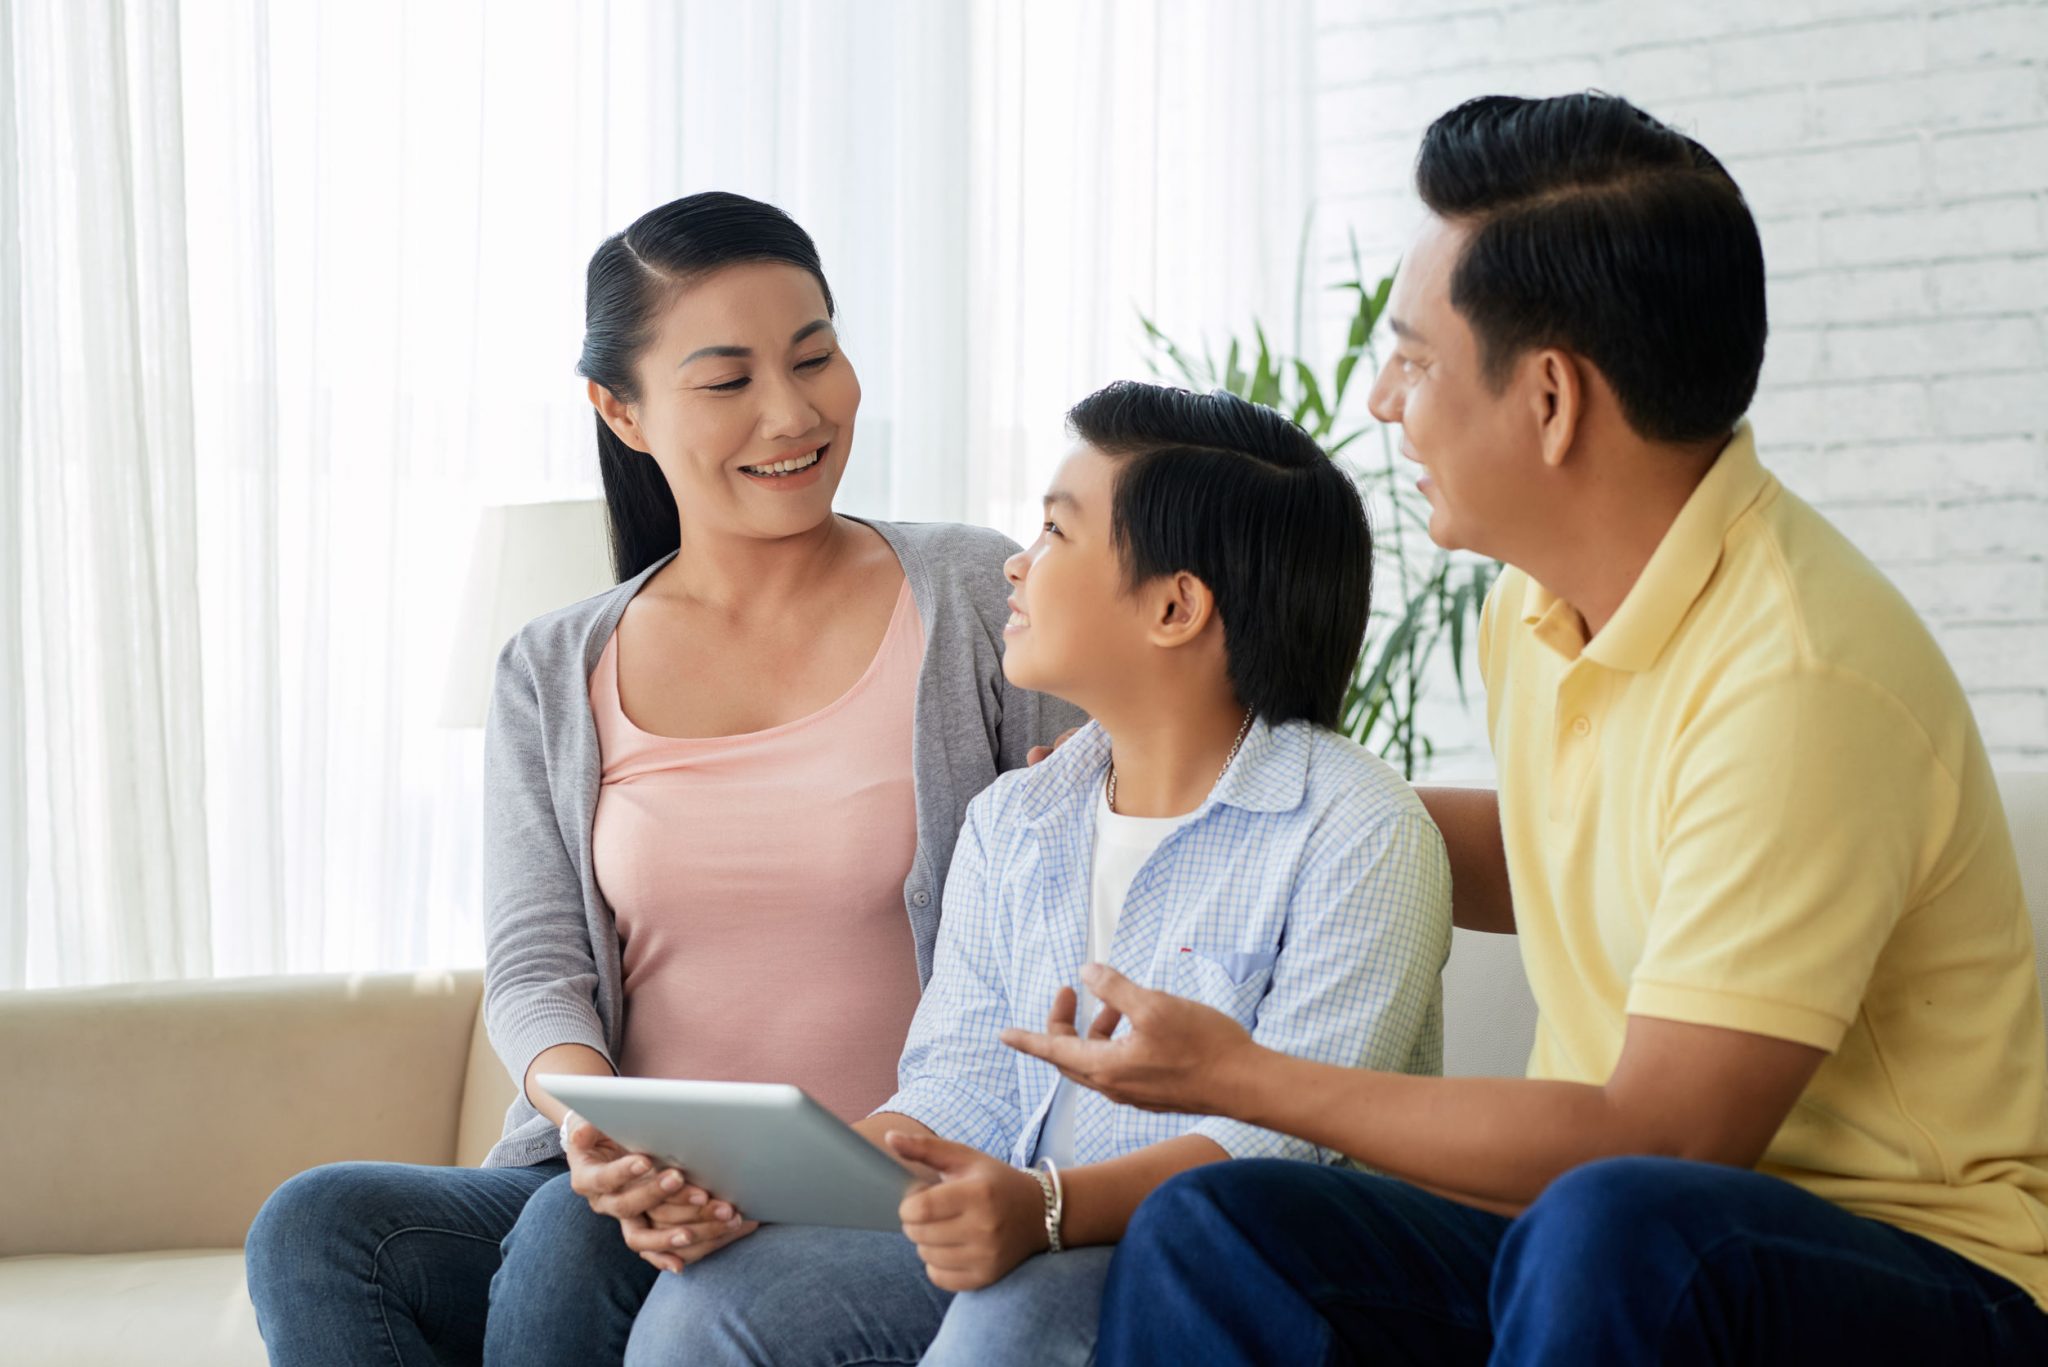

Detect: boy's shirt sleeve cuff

[873,1081,1015,1159]
[1190,1115,1329,1165]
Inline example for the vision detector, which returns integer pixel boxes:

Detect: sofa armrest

[0,970,484,1256]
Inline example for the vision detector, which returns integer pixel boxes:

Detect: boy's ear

[1144,570,1218,650]
[588,378,652,454]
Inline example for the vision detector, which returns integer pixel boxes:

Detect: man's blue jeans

[243,1158,656,1365]
[1098,1156,2048,1365]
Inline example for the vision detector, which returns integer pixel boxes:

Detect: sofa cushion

[0,971,485,1256]
[0,1250,263,1366]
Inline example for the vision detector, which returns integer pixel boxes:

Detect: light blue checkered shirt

[877,717,1452,1168]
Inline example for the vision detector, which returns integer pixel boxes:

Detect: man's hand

[563,1119,757,1274]
[887,1131,1048,1291]
[1025,727,1081,766]
[998,964,1264,1117]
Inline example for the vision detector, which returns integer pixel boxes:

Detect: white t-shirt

[1034,786,1196,1166]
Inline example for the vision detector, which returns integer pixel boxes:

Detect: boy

[620,381,1454,1367]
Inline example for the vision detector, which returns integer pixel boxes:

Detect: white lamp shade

[440,499,616,728]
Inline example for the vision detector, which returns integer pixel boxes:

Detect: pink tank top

[589,581,924,1123]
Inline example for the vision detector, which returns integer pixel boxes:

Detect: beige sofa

[3,771,2044,1366]
[0,972,516,1365]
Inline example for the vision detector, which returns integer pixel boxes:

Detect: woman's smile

[737,442,831,490]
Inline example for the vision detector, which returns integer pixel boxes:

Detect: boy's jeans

[623,1224,1115,1367]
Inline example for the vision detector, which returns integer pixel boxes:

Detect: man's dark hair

[1415,92,1767,444]
[1066,381,1371,730]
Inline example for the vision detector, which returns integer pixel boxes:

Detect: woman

[244,191,1081,1366]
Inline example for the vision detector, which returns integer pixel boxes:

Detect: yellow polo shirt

[1478,423,2048,1308]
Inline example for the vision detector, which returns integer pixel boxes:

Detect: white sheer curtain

[967,0,1315,536]
[3,0,1313,989]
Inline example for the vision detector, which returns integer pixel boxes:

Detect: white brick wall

[1315,0,2048,768]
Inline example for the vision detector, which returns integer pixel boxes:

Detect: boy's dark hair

[1067,381,1370,730]
[1416,92,1766,444]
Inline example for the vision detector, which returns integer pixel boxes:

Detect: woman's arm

[524,1042,614,1126]
[482,635,615,1108]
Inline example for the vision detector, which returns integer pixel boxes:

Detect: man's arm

[1230,1014,1821,1210]
[1008,670,1936,1209]
[1416,786,1515,934]
[1007,969,1822,1213]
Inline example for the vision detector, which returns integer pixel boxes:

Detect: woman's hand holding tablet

[561,1116,757,1273]
[539,1075,932,1236]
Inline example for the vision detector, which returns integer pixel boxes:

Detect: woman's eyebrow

[678,319,834,368]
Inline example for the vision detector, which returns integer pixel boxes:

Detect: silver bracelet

[1031,1158,1066,1253]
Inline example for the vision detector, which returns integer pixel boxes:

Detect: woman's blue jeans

[243,1158,656,1366]
[1098,1156,2048,1366]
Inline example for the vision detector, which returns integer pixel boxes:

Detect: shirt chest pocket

[1168,948,1278,1026]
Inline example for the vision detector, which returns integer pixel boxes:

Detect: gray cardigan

[479,517,1084,1168]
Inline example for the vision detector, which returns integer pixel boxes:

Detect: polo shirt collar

[1520,422,1772,673]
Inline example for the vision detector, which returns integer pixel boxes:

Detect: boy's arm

[1187,806,1453,1164]
[886,1123,1228,1290]
[869,797,1023,1158]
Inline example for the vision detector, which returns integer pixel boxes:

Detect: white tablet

[536,1074,927,1232]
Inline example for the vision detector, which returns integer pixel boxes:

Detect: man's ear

[1144,571,1218,650]
[1527,348,1583,470]
[588,378,652,454]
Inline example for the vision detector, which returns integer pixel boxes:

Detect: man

[1004,93,2048,1364]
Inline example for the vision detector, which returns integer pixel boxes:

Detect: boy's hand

[1000,964,1263,1117]
[887,1131,1048,1291]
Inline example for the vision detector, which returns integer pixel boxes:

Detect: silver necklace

[1106,709,1255,814]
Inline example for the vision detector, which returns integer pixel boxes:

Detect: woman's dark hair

[1067,381,1372,730]
[578,192,837,581]
[1415,92,1767,444]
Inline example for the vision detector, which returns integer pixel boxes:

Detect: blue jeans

[1098,1157,2048,1365]
[244,1159,657,1365]
[622,1223,1116,1367]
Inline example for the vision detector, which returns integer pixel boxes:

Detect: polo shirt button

[912,890,931,907]
[1571,716,1592,737]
